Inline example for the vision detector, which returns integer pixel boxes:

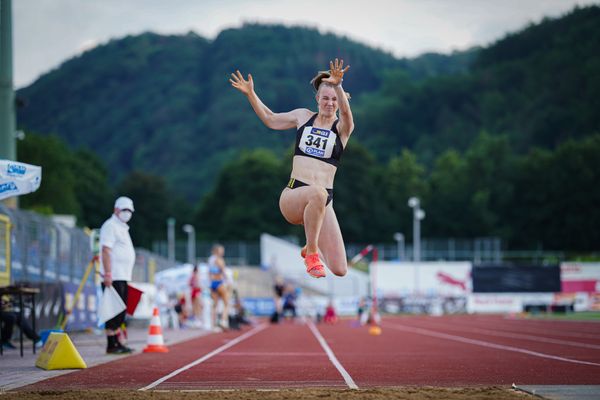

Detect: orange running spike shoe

[305,253,326,278]
[300,245,307,258]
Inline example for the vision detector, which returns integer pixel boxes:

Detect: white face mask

[118,210,132,223]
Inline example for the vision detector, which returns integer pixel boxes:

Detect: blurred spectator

[273,276,285,313]
[323,301,338,324]
[228,289,250,330]
[1,294,41,350]
[357,297,366,324]
[174,293,189,327]
[209,244,229,331]
[189,265,203,323]
[281,284,297,320]
[270,276,285,324]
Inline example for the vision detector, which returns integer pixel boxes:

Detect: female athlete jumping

[230,59,353,279]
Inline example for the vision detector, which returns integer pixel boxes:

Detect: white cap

[114,196,134,211]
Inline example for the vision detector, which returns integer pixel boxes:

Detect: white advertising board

[467,293,555,313]
[372,261,472,297]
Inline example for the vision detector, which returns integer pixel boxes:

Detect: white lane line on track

[220,351,325,356]
[384,323,600,367]
[464,321,600,340]
[138,324,269,391]
[156,380,347,388]
[307,319,359,390]
[403,321,600,350]
[398,317,600,339]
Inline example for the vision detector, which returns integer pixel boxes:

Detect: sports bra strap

[304,113,318,127]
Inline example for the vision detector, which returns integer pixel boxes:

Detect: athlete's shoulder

[295,109,316,128]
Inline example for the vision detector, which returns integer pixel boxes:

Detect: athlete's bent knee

[330,262,348,277]
[333,269,347,277]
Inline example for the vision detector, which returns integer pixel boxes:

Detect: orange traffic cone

[143,307,169,353]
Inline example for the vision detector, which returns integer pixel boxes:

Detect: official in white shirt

[99,196,136,354]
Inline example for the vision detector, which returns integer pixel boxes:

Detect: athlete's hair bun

[310,71,331,92]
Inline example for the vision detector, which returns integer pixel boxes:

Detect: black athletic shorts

[286,178,333,206]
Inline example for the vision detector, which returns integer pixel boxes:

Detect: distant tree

[510,134,600,250]
[334,142,386,242]
[462,133,515,238]
[71,149,114,228]
[16,133,80,216]
[426,149,469,237]
[426,133,516,239]
[194,149,291,240]
[380,149,428,241]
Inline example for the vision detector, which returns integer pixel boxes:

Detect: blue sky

[13,0,599,88]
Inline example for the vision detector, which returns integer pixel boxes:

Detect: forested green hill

[16,24,472,200]
[356,5,600,163]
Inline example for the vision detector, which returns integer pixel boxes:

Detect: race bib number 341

[299,127,336,158]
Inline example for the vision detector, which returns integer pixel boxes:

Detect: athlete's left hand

[322,58,350,86]
[229,70,254,96]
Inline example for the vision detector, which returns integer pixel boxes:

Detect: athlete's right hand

[229,70,254,95]
[103,272,112,287]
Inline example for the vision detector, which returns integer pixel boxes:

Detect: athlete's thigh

[318,205,348,276]
[279,186,325,225]
[217,284,229,302]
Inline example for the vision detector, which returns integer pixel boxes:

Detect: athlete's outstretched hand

[322,58,350,86]
[229,70,254,96]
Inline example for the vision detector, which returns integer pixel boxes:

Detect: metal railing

[0,204,92,284]
[153,240,262,266]
[0,204,176,285]
[0,213,10,286]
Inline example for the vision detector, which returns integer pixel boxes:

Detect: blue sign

[242,297,276,316]
[7,163,26,176]
[0,182,17,194]
[305,147,325,157]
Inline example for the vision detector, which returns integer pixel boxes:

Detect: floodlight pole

[182,224,196,265]
[167,218,175,262]
[408,197,425,297]
[393,232,405,261]
[408,197,425,262]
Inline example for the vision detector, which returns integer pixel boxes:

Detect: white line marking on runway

[403,320,600,350]
[470,319,600,340]
[221,351,325,356]
[385,323,600,367]
[139,324,269,391]
[307,319,359,389]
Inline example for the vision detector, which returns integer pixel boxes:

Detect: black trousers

[0,311,40,343]
[101,281,129,331]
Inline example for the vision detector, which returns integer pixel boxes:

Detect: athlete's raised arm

[230,70,310,130]
[322,59,354,140]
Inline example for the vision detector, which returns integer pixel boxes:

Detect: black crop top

[294,113,344,167]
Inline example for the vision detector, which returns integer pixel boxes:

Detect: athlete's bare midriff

[290,155,337,188]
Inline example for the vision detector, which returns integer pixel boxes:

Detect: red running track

[22,315,600,391]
